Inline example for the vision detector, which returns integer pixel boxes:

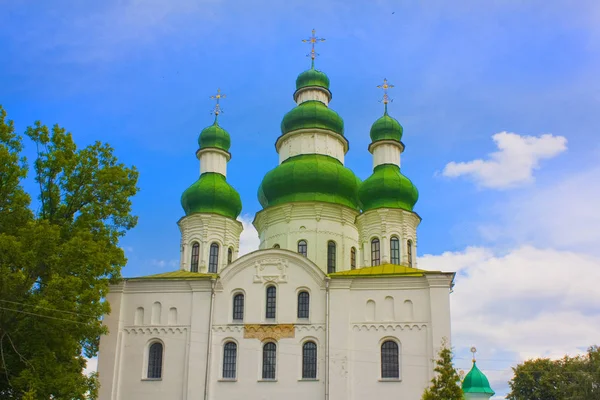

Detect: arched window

[407,240,413,267]
[147,342,163,379]
[227,247,233,265]
[298,240,307,257]
[273,244,280,249]
[297,291,310,319]
[390,237,400,265]
[381,340,399,379]
[351,247,356,270]
[222,342,237,379]
[327,241,336,273]
[265,286,276,319]
[302,341,317,379]
[190,242,200,272]
[232,293,244,322]
[209,243,219,273]
[262,342,277,380]
[371,238,381,266]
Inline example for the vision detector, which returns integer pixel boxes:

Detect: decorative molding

[295,324,326,333]
[244,324,296,341]
[253,258,289,283]
[351,323,427,332]
[124,326,188,335]
[213,325,245,333]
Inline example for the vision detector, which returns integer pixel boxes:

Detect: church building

[97,31,456,400]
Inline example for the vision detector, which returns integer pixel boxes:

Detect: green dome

[370,112,403,143]
[181,172,242,219]
[296,67,330,91]
[198,119,231,152]
[462,362,495,395]
[359,164,418,212]
[258,154,361,210]
[281,100,344,136]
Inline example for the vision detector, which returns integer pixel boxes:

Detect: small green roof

[462,362,495,395]
[329,263,435,278]
[359,164,418,212]
[181,172,242,219]
[281,100,344,136]
[370,111,403,143]
[198,118,231,151]
[128,270,217,281]
[296,67,330,91]
[258,154,361,210]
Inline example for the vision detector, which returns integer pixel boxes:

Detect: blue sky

[2,1,600,397]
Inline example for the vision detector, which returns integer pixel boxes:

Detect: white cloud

[419,245,600,396]
[442,132,567,189]
[150,259,178,269]
[84,356,98,376]
[238,214,260,256]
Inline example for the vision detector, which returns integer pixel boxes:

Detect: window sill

[257,379,278,382]
[218,378,237,382]
[141,378,162,381]
[298,378,319,382]
[378,378,401,382]
[230,321,244,325]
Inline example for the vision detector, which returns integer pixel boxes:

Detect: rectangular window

[209,243,219,273]
[302,342,317,379]
[223,342,237,379]
[262,342,276,380]
[297,291,310,319]
[390,237,400,265]
[350,247,356,269]
[371,239,380,266]
[190,242,199,272]
[233,294,244,321]
[266,286,276,319]
[327,241,336,273]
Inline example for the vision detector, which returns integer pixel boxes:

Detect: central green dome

[370,112,403,143]
[296,67,330,91]
[198,119,231,152]
[280,100,344,136]
[462,362,495,395]
[359,164,418,212]
[181,172,242,219]
[258,154,361,210]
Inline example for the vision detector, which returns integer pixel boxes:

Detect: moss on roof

[127,270,217,281]
[328,263,438,278]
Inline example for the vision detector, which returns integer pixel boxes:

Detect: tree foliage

[508,346,600,400]
[422,340,464,400]
[0,105,139,399]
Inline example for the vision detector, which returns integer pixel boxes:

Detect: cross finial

[377,78,395,114]
[210,88,226,120]
[302,28,325,68]
[470,346,477,363]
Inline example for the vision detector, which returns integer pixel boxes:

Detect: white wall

[276,129,348,164]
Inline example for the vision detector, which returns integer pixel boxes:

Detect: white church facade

[97,35,459,399]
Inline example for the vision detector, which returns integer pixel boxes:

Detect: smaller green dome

[181,172,242,219]
[258,154,361,210]
[370,112,403,143]
[281,100,344,136]
[198,119,231,152]
[296,67,330,91]
[359,164,418,212]
[462,362,495,395]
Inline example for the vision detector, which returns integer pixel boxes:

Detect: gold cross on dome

[302,29,325,66]
[377,78,395,105]
[210,88,226,116]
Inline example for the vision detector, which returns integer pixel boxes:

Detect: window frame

[407,240,413,267]
[380,340,400,380]
[208,242,220,273]
[265,285,277,320]
[222,341,237,380]
[190,242,200,272]
[262,341,277,380]
[227,247,233,265]
[350,247,356,270]
[327,241,336,273]
[371,238,381,266]
[232,293,244,322]
[297,291,310,319]
[390,236,400,265]
[298,240,308,257]
[146,341,164,380]
[301,341,318,379]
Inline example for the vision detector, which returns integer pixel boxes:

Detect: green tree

[508,346,600,400]
[422,339,464,400]
[0,105,139,399]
